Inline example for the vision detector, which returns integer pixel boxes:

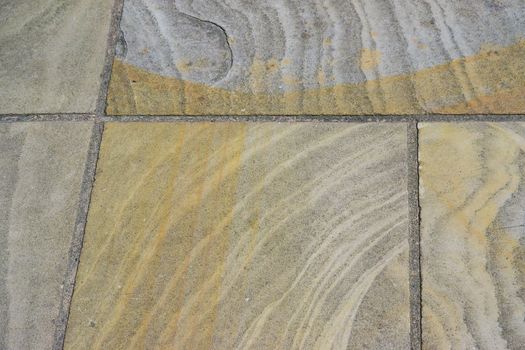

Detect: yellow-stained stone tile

[420,123,525,350]
[106,0,525,115]
[65,122,410,349]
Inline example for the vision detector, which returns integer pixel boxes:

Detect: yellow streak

[360,48,381,70]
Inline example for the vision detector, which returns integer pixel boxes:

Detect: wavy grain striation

[64,123,410,349]
[420,123,525,350]
[107,0,525,115]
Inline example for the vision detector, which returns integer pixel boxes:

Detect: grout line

[52,122,104,350]
[414,114,525,122]
[95,0,125,117]
[101,115,412,123]
[52,0,124,347]
[407,121,422,350]
[99,114,525,122]
[3,113,525,123]
[100,114,525,122]
[0,114,96,123]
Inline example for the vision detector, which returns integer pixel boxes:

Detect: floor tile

[107,0,525,115]
[419,123,525,349]
[0,122,93,349]
[0,1,114,113]
[65,122,410,349]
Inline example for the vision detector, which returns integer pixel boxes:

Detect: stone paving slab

[419,123,525,350]
[0,0,114,113]
[0,2,523,350]
[0,122,93,350]
[106,0,525,115]
[64,122,410,349]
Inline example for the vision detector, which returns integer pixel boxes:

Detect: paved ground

[0,1,524,350]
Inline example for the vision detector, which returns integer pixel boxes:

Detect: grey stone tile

[64,122,410,349]
[0,122,93,349]
[420,123,525,350]
[0,1,114,113]
[107,0,525,115]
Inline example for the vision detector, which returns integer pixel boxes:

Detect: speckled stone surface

[107,0,525,115]
[420,123,525,350]
[64,122,410,349]
[0,122,93,350]
[0,0,114,113]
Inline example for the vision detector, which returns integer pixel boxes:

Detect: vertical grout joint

[407,120,422,350]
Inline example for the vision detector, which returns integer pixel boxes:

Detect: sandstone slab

[0,0,114,113]
[420,123,525,350]
[107,0,525,115]
[65,122,410,349]
[0,122,93,349]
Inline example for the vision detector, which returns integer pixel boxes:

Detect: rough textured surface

[419,123,525,350]
[0,122,93,350]
[65,122,410,349]
[107,0,525,115]
[0,0,114,113]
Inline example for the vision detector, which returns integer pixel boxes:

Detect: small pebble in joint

[89,320,96,328]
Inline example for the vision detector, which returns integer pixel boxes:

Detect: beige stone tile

[107,0,525,115]
[65,122,410,349]
[420,123,525,350]
[0,1,113,113]
[0,122,93,349]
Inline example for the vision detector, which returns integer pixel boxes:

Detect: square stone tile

[0,122,93,349]
[0,1,114,113]
[419,123,525,349]
[65,122,410,349]
[107,0,525,115]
